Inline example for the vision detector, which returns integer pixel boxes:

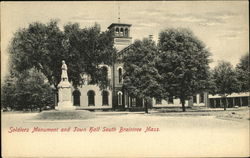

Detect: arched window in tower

[102,90,109,106]
[118,91,123,105]
[73,90,81,106]
[115,27,119,36]
[87,90,95,106]
[102,66,108,80]
[124,28,128,37]
[118,68,122,83]
[120,28,124,36]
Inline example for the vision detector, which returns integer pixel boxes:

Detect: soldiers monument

[56,60,75,110]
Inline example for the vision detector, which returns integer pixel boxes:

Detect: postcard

[1,1,249,157]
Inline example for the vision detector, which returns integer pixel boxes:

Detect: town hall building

[69,22,208,111]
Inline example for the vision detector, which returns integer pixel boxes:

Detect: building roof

[108,23,132,29]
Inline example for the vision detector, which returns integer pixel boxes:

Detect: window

[124,28,128,37]
[102,90,109,106]
[131,98,136,107]
[193,95,197,103]
[156,98,162,104]
[102,66,108,80]
[118,92,123,105]
[168,97,173,104]
[200,93,204,103]
[115,28,119,36]
[118,68,122,83]
[87,90,95,106]
[120,28,124,36]
[136,97,143,107]
[73,90,81,106]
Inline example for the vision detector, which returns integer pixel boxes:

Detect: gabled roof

[116,44,134,62]
[118,44,133,54]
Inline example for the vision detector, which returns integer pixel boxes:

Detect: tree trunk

[223,96,227,111]
[224,99,227,110]
[181,98,186,112]
[145,98,148,114]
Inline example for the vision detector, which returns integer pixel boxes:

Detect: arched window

[156,98,162,104]
[115,27,119,36]
[87,90,95,106]
[73,90,81,106]
[120,28,124,36]
[168,97,173,104]
[124,28,128,37]
[193,95,197,103]
[102,90,109,106]
[102,66,108,80]
[118,91,123,105]
[200,93,204,103]
[118,68,122,83]
[136,97,143,107]
[131,98,136,106]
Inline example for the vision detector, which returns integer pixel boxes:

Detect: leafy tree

[1,73,17,110]
[122,38,163,113]
[1,68,54,111]
[236,53,249,92]
[9,20,65,88]
[212,61,240,110]
[9,20,116,89]
[157,28,211,112]
[63,22,115,87]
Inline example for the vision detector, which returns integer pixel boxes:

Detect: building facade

[71,23,132,110]
[208,92,249,108]
[68,22,240,111]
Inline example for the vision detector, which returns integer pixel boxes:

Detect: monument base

[56,101,76,111]
[57,79,75,111]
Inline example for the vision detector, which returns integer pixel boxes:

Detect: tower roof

[108,23,132,29]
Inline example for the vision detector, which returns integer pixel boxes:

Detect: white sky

[1,1,249,81]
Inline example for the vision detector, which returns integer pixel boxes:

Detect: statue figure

[57,60,75,110]
[61,60,68,81]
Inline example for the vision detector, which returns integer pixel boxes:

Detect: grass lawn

[33,110,95,120]
[151,106,249,120]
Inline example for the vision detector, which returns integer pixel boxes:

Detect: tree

[1,68,54,111]
[122,38,163,113]
[9,20,65,88]
[212,61,240,110]
[63,22,115,87]
[236,53,249,92]
[9,20,116,89]
[157,28,211,112]
[1,73,17,110]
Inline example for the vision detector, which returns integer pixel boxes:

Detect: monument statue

[61,60,68,81]
[56,60,75,110]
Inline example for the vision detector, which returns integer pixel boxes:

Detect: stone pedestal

[56,80,75,111]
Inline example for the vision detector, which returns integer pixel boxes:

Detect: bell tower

[108,23,132,110]
[108,23,132,51]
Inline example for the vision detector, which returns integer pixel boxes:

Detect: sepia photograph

[1,1,249,157]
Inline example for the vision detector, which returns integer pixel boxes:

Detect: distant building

[152,93,208,108]
[208,92,249,108]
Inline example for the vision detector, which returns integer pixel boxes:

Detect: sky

[1,1,249,81]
